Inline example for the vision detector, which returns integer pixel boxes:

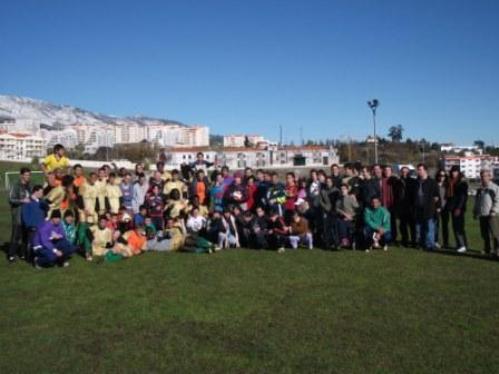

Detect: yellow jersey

[42,154,70,173]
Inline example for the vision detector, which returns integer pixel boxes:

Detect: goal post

[3,171,45,191]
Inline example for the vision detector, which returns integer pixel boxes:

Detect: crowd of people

[6,144,499,268]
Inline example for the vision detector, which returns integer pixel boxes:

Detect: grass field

[1,162,499,373]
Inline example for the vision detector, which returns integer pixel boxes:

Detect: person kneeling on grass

[363,196,392,252]
[88,215,133,261]
[185,208,217,254]
[268,208,290,253]
[32,209,77,269]
[289,211,313,250]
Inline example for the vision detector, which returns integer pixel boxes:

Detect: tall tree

[473,140,485,149]
[388,124,404,142]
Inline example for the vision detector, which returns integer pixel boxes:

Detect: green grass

[1,162,499,373]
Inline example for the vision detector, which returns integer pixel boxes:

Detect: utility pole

[367,99,380,164]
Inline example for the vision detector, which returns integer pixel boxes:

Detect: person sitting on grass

[185,207,217,254]
[221,209,241,248]
[122,223,147,256]
[62,210,77,246]
[289,211,313,250]
[268,208,290,253]
[89,215,114,259]
[133,205,148,228]
[32,209,76,269]
[363,196,391,252]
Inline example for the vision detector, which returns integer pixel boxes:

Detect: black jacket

[412,177,440,220]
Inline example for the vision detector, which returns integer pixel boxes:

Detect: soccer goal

[3,171,45,191]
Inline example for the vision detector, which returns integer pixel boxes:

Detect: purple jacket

[33,221,66,250]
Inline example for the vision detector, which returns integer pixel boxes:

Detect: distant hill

[0,94,186,130]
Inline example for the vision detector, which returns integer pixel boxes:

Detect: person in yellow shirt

[163,169,187,198]
[156,161,172,182]
[44,171,65,217]
[41,144,70,174]
[89,216,113,257]
[106,173,122,214]
[165,188,189,219]
[80,172,98,223]
[95,167,108,215]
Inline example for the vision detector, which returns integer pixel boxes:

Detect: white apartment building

[0,132,46,160]
[441,144,483,155]
[223,134,266,148]
[160,145,339,170]
[42,128,79,149]
[442,155,499,179]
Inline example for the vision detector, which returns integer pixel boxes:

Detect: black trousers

[399,211,416,247]
[479,216,499,253]
[8,223,27,258]
[435,209,450,247]
[452,212,468,249]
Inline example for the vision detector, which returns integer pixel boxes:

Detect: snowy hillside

[0,95,185,130]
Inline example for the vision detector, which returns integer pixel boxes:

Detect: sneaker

[277,247,285,254]
[214,246,222,252]
[7,256,16,263]
[383,245,388,251]
[62,261,70,268]
[33,257,42,270]
[86,256,93,262]
[457,246,467,253]
[365,248,370,253]
[435,243,441,249]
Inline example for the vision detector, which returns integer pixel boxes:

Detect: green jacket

[364,206,391,231]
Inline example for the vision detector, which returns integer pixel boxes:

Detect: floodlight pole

[368,99,380,164]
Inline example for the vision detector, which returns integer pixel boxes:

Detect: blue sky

[1,0,498,145]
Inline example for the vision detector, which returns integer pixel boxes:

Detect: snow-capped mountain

[0,94,185,130]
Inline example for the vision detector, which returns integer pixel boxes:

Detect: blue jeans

[415,218,436,250]
[35,238,77,267]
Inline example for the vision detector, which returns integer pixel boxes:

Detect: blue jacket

[21,198,49,229]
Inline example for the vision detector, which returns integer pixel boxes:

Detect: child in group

[165,189,189,219]
[289,211,313,250]
[89,215,114,258]
[133,205,148,227]
[122,224,148,256]
[106,173,122,214]
[62,210,77,245]
[221,209,240,248]
[95,167,108,215]
[145,184,165,230]
[81,172,98,224]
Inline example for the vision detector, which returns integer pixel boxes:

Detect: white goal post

[3,171,45,191]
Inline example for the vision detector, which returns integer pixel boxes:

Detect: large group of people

[6,144,499,268]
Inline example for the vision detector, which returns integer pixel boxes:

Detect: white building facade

[0,133,46,160]
[160,145,339,170]
[442,155,499,179]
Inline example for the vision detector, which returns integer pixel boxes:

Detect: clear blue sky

[1,0,498,145]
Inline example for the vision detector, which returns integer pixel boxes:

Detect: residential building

[160,145,339,170]
[0,132,46,160]
[442,154,499,179]
[223,134,266,148]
